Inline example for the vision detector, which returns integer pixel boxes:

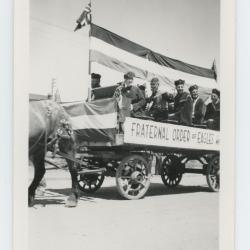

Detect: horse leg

[65,158,80,207]
[28,152,46,207]
[36,177,47,196]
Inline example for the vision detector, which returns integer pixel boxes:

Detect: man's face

[211,93,219,104]
[125,78,133,86]
[176,84,184,94]
[150,82,159,93]
[191,89,198,100]
[91,78,100,88]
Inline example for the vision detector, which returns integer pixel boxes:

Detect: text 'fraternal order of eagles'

[123,118,220,151]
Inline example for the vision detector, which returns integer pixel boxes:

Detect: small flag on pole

[74,2,92,32]
[211,59,217,81]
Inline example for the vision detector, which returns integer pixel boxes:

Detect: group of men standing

[91,71,220,131]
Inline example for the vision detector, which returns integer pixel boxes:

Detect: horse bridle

[29,102,74,157]
[45,103,74,155]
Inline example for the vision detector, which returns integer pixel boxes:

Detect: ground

[29,166,218,250]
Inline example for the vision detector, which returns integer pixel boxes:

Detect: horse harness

[48,102,73,150]
[30,102,73,156]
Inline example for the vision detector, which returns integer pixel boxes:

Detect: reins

[44,101,53,156]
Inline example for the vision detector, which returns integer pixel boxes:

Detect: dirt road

[29,168,218,250]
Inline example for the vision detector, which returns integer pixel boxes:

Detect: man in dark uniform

[169,79,193,125]
[204,88,220,130]
[138,83,147,98]
[188,84,206,124]
[114,72,145,127]
[146,77,173,121]
[91,73,101,89]
[89,73,101,101]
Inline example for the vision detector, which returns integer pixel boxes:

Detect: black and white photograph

[10,0,234,249]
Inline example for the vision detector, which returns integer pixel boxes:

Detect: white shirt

[192,97,199,118]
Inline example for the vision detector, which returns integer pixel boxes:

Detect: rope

[44,102,51,157]
[44,125,48,157]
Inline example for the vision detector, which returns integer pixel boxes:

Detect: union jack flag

[74,2,92,32]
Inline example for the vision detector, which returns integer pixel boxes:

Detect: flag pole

[74,1,92,100]
[51,78,56,101]
[87,0,92,101]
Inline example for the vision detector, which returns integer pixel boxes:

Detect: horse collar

[46,102,53,117]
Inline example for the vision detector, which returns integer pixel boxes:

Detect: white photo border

[12,0,235,249]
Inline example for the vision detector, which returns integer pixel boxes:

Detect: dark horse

[29,100,80,207]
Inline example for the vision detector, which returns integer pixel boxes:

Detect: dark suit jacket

[173,92,193,125]
[114,84,146,122]
[146,90,173,120]
[204,101,220,130]
[192,98,206,124]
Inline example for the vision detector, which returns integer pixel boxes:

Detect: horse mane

[31,100,73,139]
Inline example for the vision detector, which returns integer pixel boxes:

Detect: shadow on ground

[33,198,65,207]
[39,183,212,205]
[32,190,95,207]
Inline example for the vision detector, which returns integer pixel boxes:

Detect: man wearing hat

[114,72,146,129]
[89,73,102,101]
[146,77,173,121]
[188,84,206,124]
[91,73,101,89]
[169,79,193,125]
[204,88,220,130]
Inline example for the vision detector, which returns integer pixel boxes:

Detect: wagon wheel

[161,155,183,187]
[77,173,105,194]
[206,155,220,192]
[116,154,151,200]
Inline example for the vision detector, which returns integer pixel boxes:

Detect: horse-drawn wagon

[29,12,219,206]
[62,97,220,200]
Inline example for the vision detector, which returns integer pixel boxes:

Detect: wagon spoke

[138,181,147,189]
[161,155,183,188]
[77,172,105,194]
[124,184,133,194]
[206,155,220,192]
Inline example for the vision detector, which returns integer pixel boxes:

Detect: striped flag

[74,2,92,32]
[62,98,117,142]
[89,24,218,97]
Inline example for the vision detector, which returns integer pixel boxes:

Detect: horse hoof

[65,194,78,207]
[28,195,35,207]
[36,187,46,196]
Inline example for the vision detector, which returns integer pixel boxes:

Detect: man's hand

[168,113,175,118]
[168,103,174,110]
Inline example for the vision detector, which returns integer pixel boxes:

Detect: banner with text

[124,118,220,151]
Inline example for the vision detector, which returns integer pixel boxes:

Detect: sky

[30,0,219,101]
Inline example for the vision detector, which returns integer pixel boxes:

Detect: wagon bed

[70,118,220,199]
[62,100,220,199]
[76,117,219,152]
